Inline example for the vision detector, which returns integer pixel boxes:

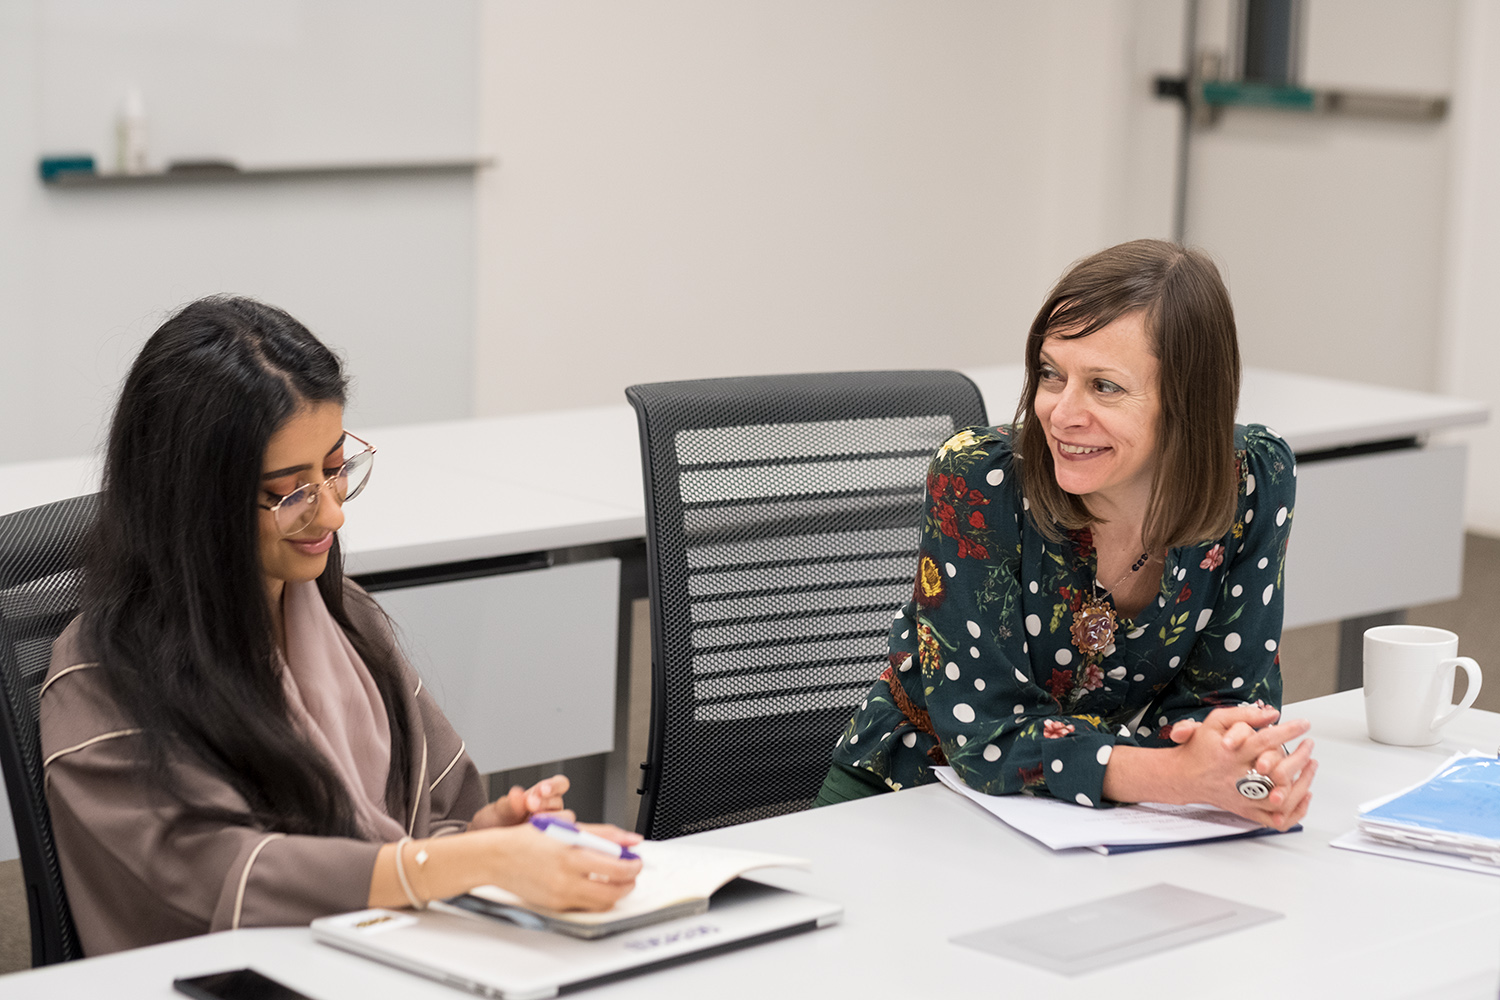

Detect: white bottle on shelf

[116,87,149,175]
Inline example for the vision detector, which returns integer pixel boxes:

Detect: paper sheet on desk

[933,766,1262,850]
[1330,829,1500,877]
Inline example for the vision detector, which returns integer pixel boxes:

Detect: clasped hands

[1166,703,1317,830]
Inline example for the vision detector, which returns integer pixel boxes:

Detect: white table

[1,368,1480,579]
[0,368,1486,851]
[3,690,1497,999]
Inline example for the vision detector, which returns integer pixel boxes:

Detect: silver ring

[586,872,610,883]
[1280,743,1291,756]
[1236,768,1275,800]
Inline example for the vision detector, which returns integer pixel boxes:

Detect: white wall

[1439,0,1500,535]
[473,0,1184,418]
[0,0,482,866]
[0,0,482,464]
[1183,0,1458,393]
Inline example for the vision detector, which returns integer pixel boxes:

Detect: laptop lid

[311,878,842,1000]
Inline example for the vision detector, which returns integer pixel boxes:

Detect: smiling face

[258,401,348,597]
[1030,310,1161,512]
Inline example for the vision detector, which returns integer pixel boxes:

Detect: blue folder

[1360,755,1500,865]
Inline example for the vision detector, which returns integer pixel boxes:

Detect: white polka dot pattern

[826,424,1293,805]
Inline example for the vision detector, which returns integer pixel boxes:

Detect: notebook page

[467,842,809,926]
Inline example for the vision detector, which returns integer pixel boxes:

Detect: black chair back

[626,371,987,839]
[0,494,95,965]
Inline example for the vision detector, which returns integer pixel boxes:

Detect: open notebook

[434,842,810,938]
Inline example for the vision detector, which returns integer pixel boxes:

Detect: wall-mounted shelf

[39,157,495,187]
[1155,77,1448,124]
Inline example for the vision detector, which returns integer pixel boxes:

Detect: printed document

[933,766,1263,851]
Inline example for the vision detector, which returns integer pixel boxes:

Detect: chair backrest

[0,494,96,965]
[626,371,987,839]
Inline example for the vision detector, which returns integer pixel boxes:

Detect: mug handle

[1432,657,1482,733]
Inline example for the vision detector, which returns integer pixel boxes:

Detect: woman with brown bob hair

[820,239,1317,828]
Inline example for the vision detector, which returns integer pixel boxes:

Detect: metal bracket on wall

[1155,70,1448,126]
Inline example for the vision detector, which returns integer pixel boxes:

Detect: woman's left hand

[470,774,572,829]
[1168,707,1317,829]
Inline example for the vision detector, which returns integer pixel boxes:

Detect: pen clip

[529,815,576,834]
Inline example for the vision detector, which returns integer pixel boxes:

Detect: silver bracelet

[393,836,427,910]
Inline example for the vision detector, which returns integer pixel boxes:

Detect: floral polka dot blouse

[831,423,1296,808]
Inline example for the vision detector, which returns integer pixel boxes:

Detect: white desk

[4,691,1497,999]
[0,369,1487,853]
[1,369,1481,576]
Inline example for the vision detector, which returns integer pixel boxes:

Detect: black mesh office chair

[626,371,987,839]
[0,494,96,965]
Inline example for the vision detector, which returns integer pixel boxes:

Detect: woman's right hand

[373,822,643,912]
[467,823,643,912]
[1167,704,1317,830]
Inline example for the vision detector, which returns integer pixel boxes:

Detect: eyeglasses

[259,431,377,538]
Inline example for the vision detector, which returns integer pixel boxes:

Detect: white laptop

[311,878,842,1000]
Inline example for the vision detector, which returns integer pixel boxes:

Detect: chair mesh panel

[627,372,987,839]
[0,494,96,964]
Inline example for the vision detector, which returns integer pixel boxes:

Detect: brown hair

[1014,239,1241,552]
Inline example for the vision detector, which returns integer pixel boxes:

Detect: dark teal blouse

[830,423,1296,808]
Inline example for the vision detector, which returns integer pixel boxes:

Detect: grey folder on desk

[952,883,1282,976]
[312,878,841,1000]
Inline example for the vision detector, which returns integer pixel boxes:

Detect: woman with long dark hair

[40,297,640,956]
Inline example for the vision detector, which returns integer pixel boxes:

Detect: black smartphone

[173,968,317,1000]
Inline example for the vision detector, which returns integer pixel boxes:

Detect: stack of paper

[1332,752,1500,875]
[932,767,1289,854]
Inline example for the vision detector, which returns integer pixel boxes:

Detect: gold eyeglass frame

[258,430,377,537]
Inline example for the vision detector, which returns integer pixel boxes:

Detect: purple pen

[530,815,641,861]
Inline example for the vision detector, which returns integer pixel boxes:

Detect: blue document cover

[1363,755,1500,840]
[1096,824,1299,854]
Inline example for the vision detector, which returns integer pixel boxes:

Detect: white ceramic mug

[1363,625,1482,746]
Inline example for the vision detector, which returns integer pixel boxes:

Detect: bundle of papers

[1332,752,1500,874]
[932,766,1289,854]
